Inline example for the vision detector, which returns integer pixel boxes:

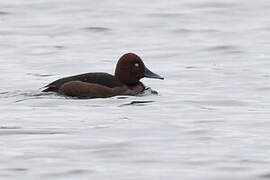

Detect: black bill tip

[144,66,164,80]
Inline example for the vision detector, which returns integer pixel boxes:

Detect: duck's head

[114,53,164,85]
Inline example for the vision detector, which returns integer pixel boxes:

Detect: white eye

[134,63,139,67]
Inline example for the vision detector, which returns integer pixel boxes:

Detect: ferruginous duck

[42,53,164,98]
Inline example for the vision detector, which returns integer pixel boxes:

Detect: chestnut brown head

[114,53,164,85]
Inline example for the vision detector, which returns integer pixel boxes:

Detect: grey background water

[1,0,270,179]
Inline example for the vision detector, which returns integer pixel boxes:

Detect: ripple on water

[119,100,155,107]
[192,120,226,124]
[0,126,21,130]
[27,73,54,77]
[186,100,248,107]
[257,86,270,91]
[260,173,270,179]
[204,45,245,54]
[0,128,69,136]
[5,168,28,172]
[83,26,111,32]
[0,11,9,15]
[148,12,186,18]
[42,169,95,178]
[0,90,23,99]
[54,45,65,49]
[0,91,8,95]
[215,161,252,172]
[172,28,219,34]
[188,2,238,9]
[2,90,63,103]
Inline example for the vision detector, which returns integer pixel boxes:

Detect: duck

[42,53,164,98]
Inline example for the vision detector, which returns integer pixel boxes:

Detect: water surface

[1,0,270,179]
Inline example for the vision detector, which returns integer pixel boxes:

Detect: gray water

[1,0,270,179]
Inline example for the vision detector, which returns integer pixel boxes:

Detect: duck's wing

[42,72,123,92]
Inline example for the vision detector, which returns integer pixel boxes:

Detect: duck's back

[43,72,123,92]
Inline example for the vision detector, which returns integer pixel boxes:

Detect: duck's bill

[144,66,164,80]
